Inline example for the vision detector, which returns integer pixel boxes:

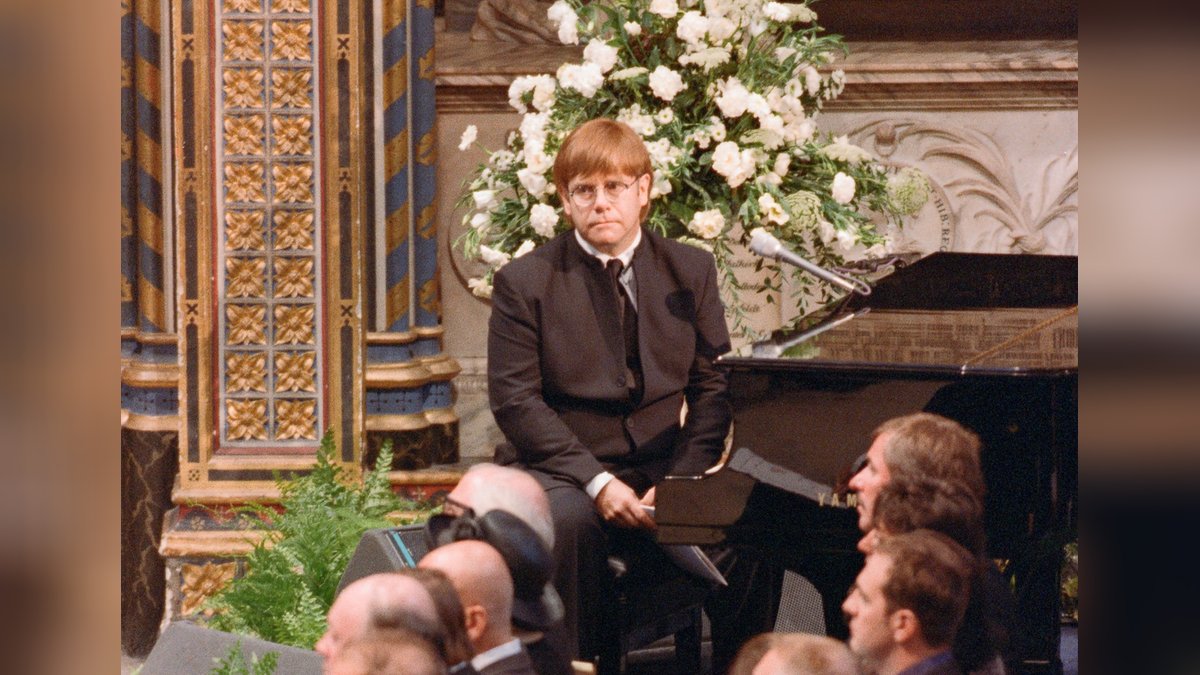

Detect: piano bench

[594,556,708,675]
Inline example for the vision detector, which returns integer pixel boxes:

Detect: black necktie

[606,259,642,403]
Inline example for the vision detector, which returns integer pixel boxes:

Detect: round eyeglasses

[567,176,642,208]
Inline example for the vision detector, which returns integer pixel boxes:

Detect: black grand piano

[656,252,1078,675]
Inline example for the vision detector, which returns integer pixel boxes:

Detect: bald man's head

[317,573,445,665]
[420,540,514,653]
[448,464,554,549]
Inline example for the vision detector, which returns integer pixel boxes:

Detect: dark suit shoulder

[492,231,578,288]
[641,228,718,269]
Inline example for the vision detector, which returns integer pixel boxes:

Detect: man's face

[315,590,366,663]
[843,553,897,668]
[559,171,650,257]
[848,432,892,531]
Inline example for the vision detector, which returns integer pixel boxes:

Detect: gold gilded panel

[272,115,312,155]
[276,400,317,440]
[227,353,268,393]
[181,562,237,616]
[224,0,261,12]
[270,20,312,61]
[275,351,316,392]
[271,0,309,12]
[274,305,314,345]
[225,257,266,297]
[223,114,265,155]
[224,162,266,202]
[272,163,313,203]
[223,68,264,108]
[226,305,267,345]
[225,210,267,251]
[273,210,314,250]
[273,257,314,297]
[222,20,264,61]
[271,69,311,108]
[227,399,269,440]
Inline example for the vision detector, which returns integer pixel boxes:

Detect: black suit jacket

[476,644,538,675]
[488,228,732,489]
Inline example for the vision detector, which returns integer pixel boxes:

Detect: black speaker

[140,622,322,674]
[336,523,432,595]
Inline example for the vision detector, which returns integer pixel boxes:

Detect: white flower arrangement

[456,0,928,329]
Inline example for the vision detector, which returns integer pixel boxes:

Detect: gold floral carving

[274,305,314,344]
[223,68,264,108]
[227,399,269,440]
[273,257,314,298]
[226,210,266,251]
[227,304,267,345]
[272,163,313,204]
[227,353,268,392]
[271,0,309,12]
[181,562,237,616]
[271,69,311,109]
[276,399,317,439]
[225,162,266,203]
[273,211,314,250]
[222,21,264,61]
[226,257,266,298]
[270,21,311,61]
[224,0,260,12]
[272,115,312,155]
[275,351,316,392]
[224,114,265,156]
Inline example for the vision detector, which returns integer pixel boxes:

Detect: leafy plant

[205,431,430,648]
[208,642,278,675]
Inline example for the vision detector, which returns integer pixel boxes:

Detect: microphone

[748,228,872,296]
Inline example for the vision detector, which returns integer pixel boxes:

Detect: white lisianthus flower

[711,141,756,188]
[707,16,737,41]
[679,47,731,71]
[609,66,648,81]
[687,209,726,239]
[557,62,605,98]
[583,39,619,73]
[469,211,491,232]
[803,66,821,96]
[479,244,511,269]
[757,193,789,225]
[649,0,679,19]
[529,203,559,238]
[819,135,874,165]
[715,77,750,118]
[513,239,537,258]
[648,66,686,101]
[656,107,675,124]
[650,170,674,199]
[458,124,477,151]
[507,77,533,113]
[473,189,497,210]
[546,0,579,44]
[709,117,726,141]
[624,21,642,36]
[468,277,493,299]
[676,11,710,45]
[831,172,856,204]
[763,2,790,21]
[524,147,553,174]
[528,74,557,111]
[517,167,549,197]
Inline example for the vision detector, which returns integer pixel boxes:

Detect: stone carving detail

[849,119,1078,256]
[218,0,320,444]
[180,561,237,616]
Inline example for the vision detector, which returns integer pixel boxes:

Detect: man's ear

[890,608,919,645]
[464,604,489,643]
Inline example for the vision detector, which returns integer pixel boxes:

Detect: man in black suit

[488,118,776,669]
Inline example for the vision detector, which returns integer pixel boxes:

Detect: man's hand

[595,479,656,529]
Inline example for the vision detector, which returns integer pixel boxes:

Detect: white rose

[529,203,559,237]
[458,124,477,151]
[649,0,679,18]
[676,11,709,45]
[715,77,750,118]
[513,239,537,258]
[624,21,642,36]
[473,189,497,210]
[507,76,533,112]
[648,66,686,101]
[479,244,511,269]
[763,2,790,21]
[687,208,726,239]
[831,172,856,204]
[711,141,755,188]
[524,147,554,174]
[468,277,493,299]
[519,111,550,146]
[518,167,549,196]
[757,193,789,225]
[583,39,619,73]
[529,74,557,111]
[546,0,579,44]
[679,47,730,71]
[650,171,674,199]
[785,118,815,143]
[557,62,604,98]
[707,16,737,41]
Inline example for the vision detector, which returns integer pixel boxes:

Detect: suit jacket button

[617,375,626,386]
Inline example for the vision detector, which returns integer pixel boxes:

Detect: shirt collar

[574,227,641,268]
[469,638,523,671]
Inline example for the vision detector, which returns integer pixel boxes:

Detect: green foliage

[1061,540,1078,622]
[205,431,426,649]
[208,641,279,675]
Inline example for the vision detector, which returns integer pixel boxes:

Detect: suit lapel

[565,234,626,367]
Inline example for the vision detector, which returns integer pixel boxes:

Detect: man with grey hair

[316,572,448,668]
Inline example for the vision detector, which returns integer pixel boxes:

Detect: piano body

[656,252,1078,675]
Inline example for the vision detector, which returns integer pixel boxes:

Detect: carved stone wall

[433,36,1078,460]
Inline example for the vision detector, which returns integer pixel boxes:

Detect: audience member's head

[399,567,475,666]
[859,477,984,556]
[848,413,983,531]
[316,573,446,667]
[729,632,859,675]
[446,463,555,550]
[322,626,448,675]
[843,530,975,675]
[420,540,516,655]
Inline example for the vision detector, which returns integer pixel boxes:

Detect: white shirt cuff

[585,471,616,500]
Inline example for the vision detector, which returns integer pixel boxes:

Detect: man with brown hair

[843,530,975,675]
